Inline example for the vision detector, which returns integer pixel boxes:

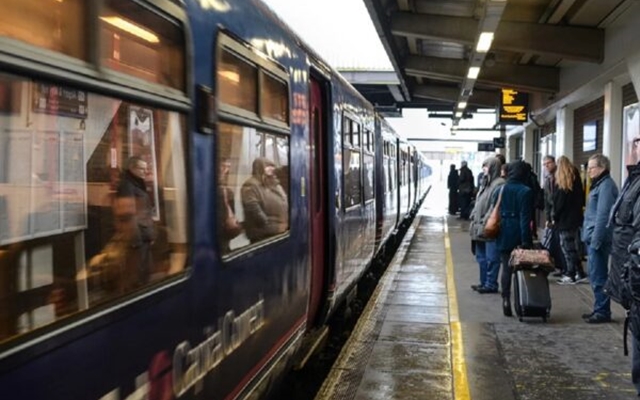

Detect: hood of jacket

[507,160,529,184]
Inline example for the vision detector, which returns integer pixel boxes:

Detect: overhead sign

[493,137,506,149]
[499,88,528,124]
[478,142,494,152]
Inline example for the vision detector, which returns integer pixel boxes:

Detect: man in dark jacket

[116,156,156,286]
[458,161,475,220]
[582,154,618,323]
[606,150,640,395]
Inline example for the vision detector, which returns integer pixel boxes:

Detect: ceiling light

[476,32,494,53]
[100,16,160,43]
[467,67,480,79]
[458,101,467,109]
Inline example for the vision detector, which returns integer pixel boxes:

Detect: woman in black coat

[447,164,459,215]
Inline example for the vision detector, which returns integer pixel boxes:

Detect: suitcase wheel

[518,317,523,322]
[542,316,547,323]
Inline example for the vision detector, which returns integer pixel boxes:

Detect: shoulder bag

[483,187,503,239]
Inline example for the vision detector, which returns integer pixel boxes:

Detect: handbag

[483,187,503,239]
[509,248,554,271]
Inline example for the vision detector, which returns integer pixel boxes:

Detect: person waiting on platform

[581,154,617,323]
[469,156,505,294]
[458,160,475,220]
[241,157,288,243]
[553,156,588,285]
[447,164,459,215]
[491,161,533,317]
[606,135,640,395]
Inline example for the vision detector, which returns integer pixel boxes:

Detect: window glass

[351,122,360,148]
[261,73,288,123]
[218,50,257,113]
[362,130,370,151]
[0,72,189,343]
[363,154,374,201]
[217,123,289,254]
[0,0,85,60]
[343,117,351,146]
[344,150,361,208]
[101,0,185,90]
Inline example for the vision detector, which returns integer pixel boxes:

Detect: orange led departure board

[499,88,528,124]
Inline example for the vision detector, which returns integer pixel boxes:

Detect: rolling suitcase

[513,268,551,322]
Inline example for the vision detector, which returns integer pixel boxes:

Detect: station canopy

[358,0,629,123]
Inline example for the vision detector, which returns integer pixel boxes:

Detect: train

[0,0,431,399]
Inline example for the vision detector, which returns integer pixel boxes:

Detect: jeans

[558,228,585,278]
[475,241,501,290]
[475,241,488,286]
[500,252,513,299]
[586,243,611,318]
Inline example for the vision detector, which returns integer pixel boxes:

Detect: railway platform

[315,184,635,400]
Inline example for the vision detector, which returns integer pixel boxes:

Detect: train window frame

[215,32,292,259]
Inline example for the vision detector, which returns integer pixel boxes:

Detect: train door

[307,75,328,326]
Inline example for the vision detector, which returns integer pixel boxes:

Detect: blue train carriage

[0,0,195,398]
[374,117,400,254]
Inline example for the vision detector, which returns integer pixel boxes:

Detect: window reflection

[217,123,290,254]
[218,51,257,113]
[0,0,86,60]
[0,72,188,343]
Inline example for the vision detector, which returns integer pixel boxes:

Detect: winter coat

[469,157,505,241]
[241,157,289,243]
[581,171,618,250]
[458,166,475,194]
[447,169,459,191]
[552,172,585,231]
[605,164,640,307]
[492,161,533,253]
[543,173,556,222]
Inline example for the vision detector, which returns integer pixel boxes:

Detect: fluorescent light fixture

[476,32,494,52]
[467,67,480,79]
[458,101,467,109]
[455,111,463,118]
[100,16,160,43]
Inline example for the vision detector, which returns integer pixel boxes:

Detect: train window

[362,130,370,151]
[100,0,186,90]
[0,72,189,343]
[363,154,374,202]
[342,117,352,146]
[218,50,258,114]
[351,122,360,148]
[0,0,86,60]
[261,72,288,123]
[344,150,362,208]
[217,123,289,254]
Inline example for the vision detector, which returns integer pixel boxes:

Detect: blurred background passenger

[553,156,587,285]
[458,160,475,220]
[241,157,289,243]
[447,164,459,215]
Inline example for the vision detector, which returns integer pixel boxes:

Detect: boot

[502,297,512,317]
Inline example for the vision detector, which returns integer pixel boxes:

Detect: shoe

[575,274,589,284]
[477,287,499,294]
[503,298,512,317]
[471,284,483,291]
[582,312,594,319]
[552,270,564,277]
[585,314,612,323]
[557,275,576,285]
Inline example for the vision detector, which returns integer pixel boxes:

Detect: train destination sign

[499,88,528,124]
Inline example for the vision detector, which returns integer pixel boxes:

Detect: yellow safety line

[444,220,471,400]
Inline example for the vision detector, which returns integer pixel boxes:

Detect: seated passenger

[241,157,288,243]
[88,194,149,295]
[218,158,243,253]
